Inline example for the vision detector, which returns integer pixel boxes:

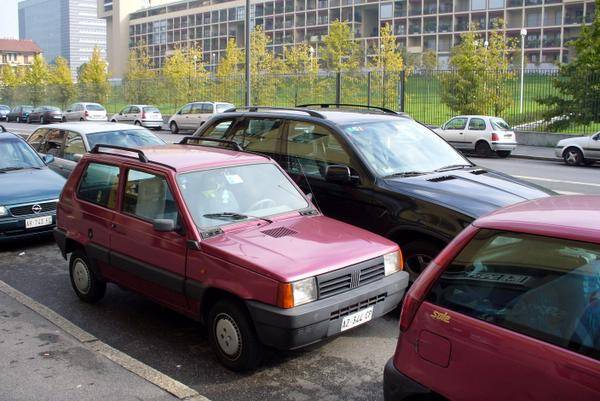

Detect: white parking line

[515,175,600,188]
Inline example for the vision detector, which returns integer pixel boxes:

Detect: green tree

[440,24,515,115]
[421,49,438,72]
[50,57,76,108]
[24,54,50,106]
[0,65,21,106]
[372,23,405,108]
[78,47,110,103]
[249,25,276,105]
[539,0,600,129]
[124,45,156,104]
[216,39,243,103]
[284,43,320,105]
[321,20,360,73]
[162,47,206,106]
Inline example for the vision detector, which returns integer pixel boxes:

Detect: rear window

[491,118,511,131]
[427,229,600,361]
[86,104,105,111]
[216,103,234,113]
[77,163,120,209]
[143,107,160,113]
[86,129,165,149]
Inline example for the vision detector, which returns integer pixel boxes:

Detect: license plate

[25,215,53,229]
[341,306,374,332]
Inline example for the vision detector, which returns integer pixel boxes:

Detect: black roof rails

[224,106,326,119]
[90,144,149,162]
[179,136,243,151]
[298,103,401,115]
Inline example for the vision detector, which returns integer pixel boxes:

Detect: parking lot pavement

[0,237,400,401]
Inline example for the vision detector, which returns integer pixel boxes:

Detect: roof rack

[90,144,148,162]
[297,103,401,115]
[179,136,243,151]
[224,106,326,119]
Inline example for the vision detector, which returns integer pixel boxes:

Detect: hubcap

[72,259,91,294]
[566,151,579,164]
[215,313,241,359]
[405,254,433,282]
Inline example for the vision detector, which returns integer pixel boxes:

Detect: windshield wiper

[0,167,25,172]
[434,164,473,172]
[203,212,273,224]
[383,171,430,178]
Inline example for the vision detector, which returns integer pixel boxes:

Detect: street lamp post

[520,28,527,114]
[245,0,251,107]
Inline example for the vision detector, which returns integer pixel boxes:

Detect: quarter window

[468,118,487,130]
[77,163,120,209]
[445,117,467,130]
[63,132,85,161]
[427,229,600,360]
[123,170,179,222]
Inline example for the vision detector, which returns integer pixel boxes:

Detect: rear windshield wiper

[203,212,273,224]
[383,171,430,178]
[434,164,473,172]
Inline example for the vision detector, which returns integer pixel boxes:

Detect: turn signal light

[276,283,294,309]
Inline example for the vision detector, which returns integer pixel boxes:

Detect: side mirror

[325,165,351,184]
[153,219,176,232]
[66,109,71,113]
[42,154,55,164]
[73,153,83,162]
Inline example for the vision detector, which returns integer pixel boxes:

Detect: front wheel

[134,120,142,126]
[563,147,584,166]
[402,241,442,283]
[496,150,511,158]
[170,121,179,135]
[69,250,106,303]
[208,299,262,371]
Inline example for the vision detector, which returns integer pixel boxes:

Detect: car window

[286,121,352,178]
[40,129,65,157]
[27,128,49,151]
[77,163,120,209]
[445,117,468,130]
[130,106,140,114]
[180,104,192,115]
[123,169,179,222]
[230,118,283,154]
[63,131,86,161]
[427,229,600,361]
[86,129,165,149]
[23,106,33,112]
[143,106,160,113]
[468,118,487,131]
[75,104,83,111]
[197,119,234,138]
[86,104,105,111]
[201,103,214,113]
[491,118,511,131]
[190,103,202,114]
[215,103,234,113]
[121,106,130,114]
[0,137,45,170]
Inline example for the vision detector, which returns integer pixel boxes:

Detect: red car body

[385,195,600,401]
[54,143,409,370]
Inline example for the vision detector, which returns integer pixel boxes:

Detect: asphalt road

[1,121,599,401]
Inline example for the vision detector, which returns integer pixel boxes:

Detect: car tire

[402,241,442,282]
[563,147,583,166]
[170,121,179,135]
[134,121,142,126]
[62,116,67,122]
[40,116,44,124]
[16,116,20,123]
[111,119,117,123]
[80,117,85,121]
[27,116,31,124]
[208,299,262,371]
[496,150,511,158]
[69,250,106,303]
[475,141,492,157]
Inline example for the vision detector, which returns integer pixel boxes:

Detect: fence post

[367,71,371,107]
[398,70,406,112]
[335,72,341,105]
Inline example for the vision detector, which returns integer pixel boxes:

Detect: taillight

[84,110,89,117]
[491,132,499,141]
[142,111,146,119]
[399,293,422,332]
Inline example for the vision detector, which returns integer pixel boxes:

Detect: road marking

[0,280,210,401]
[515,175,600,188]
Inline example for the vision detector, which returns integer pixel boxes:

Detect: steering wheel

[248,198,277,211]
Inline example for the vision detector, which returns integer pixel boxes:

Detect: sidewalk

[511,145,557,161]
[0,289,182,401]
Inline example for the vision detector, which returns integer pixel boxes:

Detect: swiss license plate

[341,306,374,332]
[25,215,53,229]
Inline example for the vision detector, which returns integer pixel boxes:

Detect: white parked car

[63,102,108,122]
[110,104,163,130]
[167,101,234,134]
[555,131,600,166]
[435,115,517,158]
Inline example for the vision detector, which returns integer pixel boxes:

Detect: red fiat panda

[384,196,600,400]
[54,141,409,370]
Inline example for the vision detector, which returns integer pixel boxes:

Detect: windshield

[0,106,10,111]
[0,138,45,171]
[143,106,160,113]
[23,106,33,112]
[216,103,234,113]
[86,129,165,149]
[491,118,511,131]
[344,119,469,177]
[44,106,60,112]
[177,163,309,229]
[86,104,105,111]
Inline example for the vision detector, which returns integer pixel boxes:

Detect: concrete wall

[515,131,582,147]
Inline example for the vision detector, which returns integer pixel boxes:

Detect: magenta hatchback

[385,196,600,401]
[54,141,409,370]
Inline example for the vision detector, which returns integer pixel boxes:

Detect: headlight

[384,251,403,276]
[277,277,318,308]
[0,206,7,217]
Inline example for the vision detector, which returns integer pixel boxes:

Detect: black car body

[28,106,63,124]
[7,105,34,122]
[0,105,10,120]
[191,106,554,278]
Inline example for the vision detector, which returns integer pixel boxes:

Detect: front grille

[317,257,385,299]
[10,201,57,216]
[330,293,387,320]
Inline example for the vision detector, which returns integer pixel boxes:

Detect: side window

[191,103,203,114]
[63,131,86,161]
[120,106,130,114]
[230,118,283,154]
[27,128,49,151]
[198,119,234,139]
[201,103,214,113]
[286,121,352,178]
[40,129,66,156]
[130,106,140,114]
[180,104,192,115]
[77,163,120,209]
[427,229,600,360]
[445,117,467,130]
[123,169,179,222]
[468,118,487,130]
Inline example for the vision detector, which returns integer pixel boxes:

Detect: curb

[509,153,558,162]
[0,280,210,401]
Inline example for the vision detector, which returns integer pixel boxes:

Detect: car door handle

[111,223,125,234]
[458,132,463,135]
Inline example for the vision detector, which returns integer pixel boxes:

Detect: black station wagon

[191,105,554,280]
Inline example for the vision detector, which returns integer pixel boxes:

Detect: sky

[0,0,19,39]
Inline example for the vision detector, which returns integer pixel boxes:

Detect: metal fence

[2,69,599,134]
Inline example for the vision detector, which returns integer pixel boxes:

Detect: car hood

[201,215,398,282]
[0,167,65,206]
[382,168,554,218]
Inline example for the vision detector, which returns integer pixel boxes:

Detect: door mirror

[42,154,55,164]
[153,219,176,232]
[73,153,83,162]
[325,165,351,184]
[66,109,71,113]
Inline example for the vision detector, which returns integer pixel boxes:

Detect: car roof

[88,143,270,173]
[474,195,600,244]
[0,131,21,141]
[221,109,410,126]
[36,122,146,135]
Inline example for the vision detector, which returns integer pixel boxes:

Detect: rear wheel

[170,121,179,135]
[80,117,84,121]
[563,147,583,166]
[475,141,492,157]
[69,250,106,303]
[496,150,511,158]
[402,241,442,282]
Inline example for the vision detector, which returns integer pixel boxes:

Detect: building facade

[104,0,596,77]
[0,39,42,67]
[19,0,107,77]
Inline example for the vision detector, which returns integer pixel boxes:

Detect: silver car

[63,102,108,122]
[555,131,600,166]
[110,104,163,130]
[167,101,234,134]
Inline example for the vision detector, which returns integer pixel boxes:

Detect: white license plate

[25,215,53,229]
[341,306,374,332]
